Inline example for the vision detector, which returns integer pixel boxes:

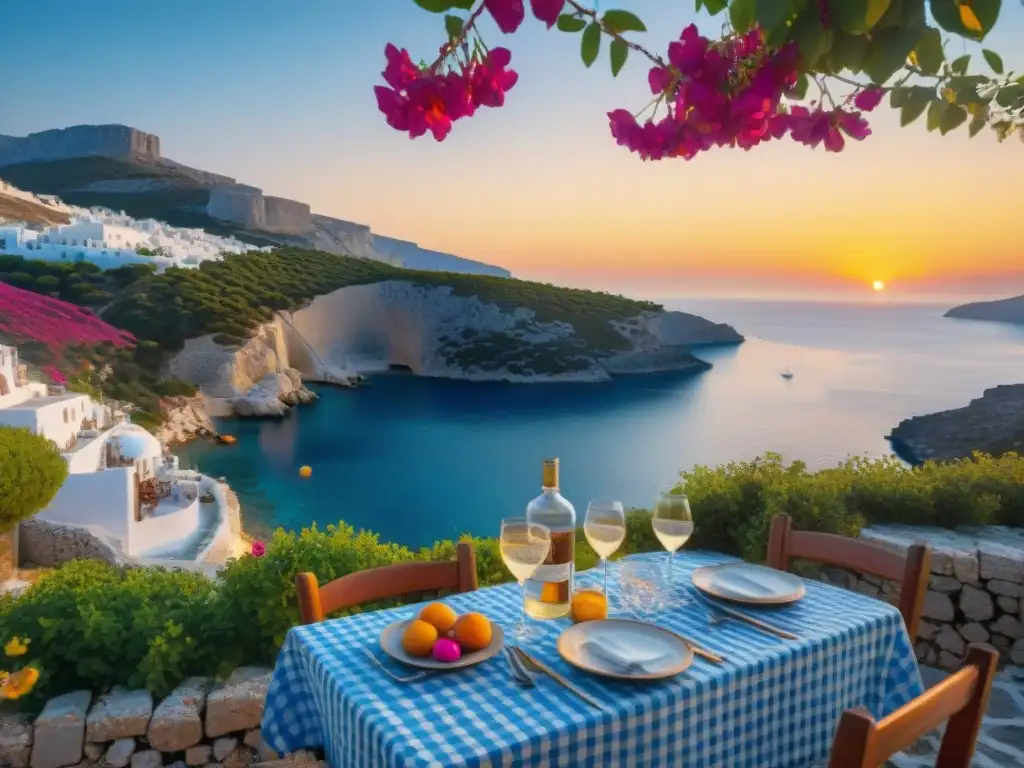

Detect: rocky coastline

[945,294,1024,325]
[888,384,1024,463]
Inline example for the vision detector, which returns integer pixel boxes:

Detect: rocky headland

[163,280,742,418]
[889,384,1024,463]
[945,294,1024,325]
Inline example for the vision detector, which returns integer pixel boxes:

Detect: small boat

[217,434,237,445]
[780,368,794,380]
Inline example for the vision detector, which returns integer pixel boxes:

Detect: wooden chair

[295,541,478,625]
[828,643,999,768]
[766,514,931,641]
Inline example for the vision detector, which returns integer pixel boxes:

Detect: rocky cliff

[889,384,1024,463]
[0,125,160,167]
[946,295,1024,325]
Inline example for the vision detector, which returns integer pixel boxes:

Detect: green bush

[3,451,1024,702]
[0,427,68,533]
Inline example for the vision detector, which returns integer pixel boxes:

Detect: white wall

[134,496,201,558]
[36,467,135,551]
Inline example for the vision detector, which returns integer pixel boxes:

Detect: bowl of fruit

[379,602,504,670]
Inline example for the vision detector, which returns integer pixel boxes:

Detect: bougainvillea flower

[469,48,518,108]
[0,667,39,700]
[3,637,28,657]
[251,540,266,557]
[853,87,885,112]
[485,0,526,34]
[530,0,565,28]
[382,44,420,90]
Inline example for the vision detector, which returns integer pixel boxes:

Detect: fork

[361,647,430,683]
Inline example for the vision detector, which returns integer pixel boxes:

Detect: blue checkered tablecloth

[262,551,924,767]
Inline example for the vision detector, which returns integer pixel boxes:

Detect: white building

[0,178,269,273]
[0,344,235,563]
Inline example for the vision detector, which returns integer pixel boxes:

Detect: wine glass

[651,491,693,602]
[499,517,551,640]
[584,500,626,597]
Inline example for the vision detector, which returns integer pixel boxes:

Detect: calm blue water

[177,299,1024,547]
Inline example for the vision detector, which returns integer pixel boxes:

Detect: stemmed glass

[619,560,667,621]
[584,500,626,597]
[651,491,693,603]
[499,517,551,640]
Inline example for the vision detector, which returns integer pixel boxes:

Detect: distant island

[945,294,1024,325]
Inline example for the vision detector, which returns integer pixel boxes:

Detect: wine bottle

[524,458,575,619]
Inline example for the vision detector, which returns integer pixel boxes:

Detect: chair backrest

[295,541,478,625]
[828,643,999,768]
[766,514,931,641]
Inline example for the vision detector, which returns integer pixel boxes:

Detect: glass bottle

[523,458,576,619]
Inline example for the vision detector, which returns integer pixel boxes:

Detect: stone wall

[18,519,125,569]
[822,525,1024,670]
[0,125,160,168]
[0,668,324,768]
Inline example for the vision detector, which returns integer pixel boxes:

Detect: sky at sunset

[1,0,1022,301]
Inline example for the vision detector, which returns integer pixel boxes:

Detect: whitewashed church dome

[114,427,162,461]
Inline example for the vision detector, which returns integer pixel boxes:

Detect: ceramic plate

[691,563,805,606]
[556,619,693,680]
[379,619,504,670]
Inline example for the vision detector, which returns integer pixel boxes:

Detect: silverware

[514,647,610,712]
[503,646,535,687]
[361,647,430,683]
[691,590,798,641]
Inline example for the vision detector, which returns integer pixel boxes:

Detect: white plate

[557,619,693,680]
[691,563,805,606]
[379,619,504,670]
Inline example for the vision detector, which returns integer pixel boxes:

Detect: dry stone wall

[0,668,324,768]
[821,524,1024,670]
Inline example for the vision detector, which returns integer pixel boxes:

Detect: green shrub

[4,451,1024,702]
[0,427,68,533]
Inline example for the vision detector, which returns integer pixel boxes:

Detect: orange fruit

[418,602,458,634]
[401,619,438,657]
[453,612,492,652]
[571,589,608,624]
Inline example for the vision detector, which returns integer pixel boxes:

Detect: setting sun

[872,280,886,292]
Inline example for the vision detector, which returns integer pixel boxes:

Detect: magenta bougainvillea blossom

[251,540,267,557]
[0,280,135,382]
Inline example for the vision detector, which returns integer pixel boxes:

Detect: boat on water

[781,368,794,380]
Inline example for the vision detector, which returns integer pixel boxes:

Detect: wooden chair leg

[766,514,792,570]
[296,572,324,625]
[456,541,478,593]
[935,644,1000,768]
[828,707,877,768]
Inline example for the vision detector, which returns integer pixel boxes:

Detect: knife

[513,647,610,712]
[692,590,798,641]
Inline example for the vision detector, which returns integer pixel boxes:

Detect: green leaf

[755,0,792,33]
[948,75,990,106]
[792,11,834,69]
[827,0,893,35]
[610,38,629,76]
[413,0,458,12]
[938,104,968,134]
[913,28,944,75]
[788,72,810,100]
[830,31,868,72]
[729,0,756,32]
[929,0,1002,41]
[581,22,602,68]
[450,0,474,7]
[926,99,949,131]
[968,111,987,137]
[873,0,905,30]
[950,54,971,74]
[556,14,587,32]
[702,0,731,13]
[601,9,647,33]
[863,24,922,84]
[444,14,463,39]
[982,49,1004,74]
[995,84,1024,108]
[897,87,934,125]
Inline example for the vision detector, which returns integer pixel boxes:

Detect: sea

[177,299,1024,548]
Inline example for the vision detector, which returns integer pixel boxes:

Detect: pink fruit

[432,638,462,663]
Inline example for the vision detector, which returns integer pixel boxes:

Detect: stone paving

[890,665,1024,767]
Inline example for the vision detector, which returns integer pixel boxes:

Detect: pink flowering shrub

[380,1,1022,159]
[0,280,135,382]
[251,540,267,558]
